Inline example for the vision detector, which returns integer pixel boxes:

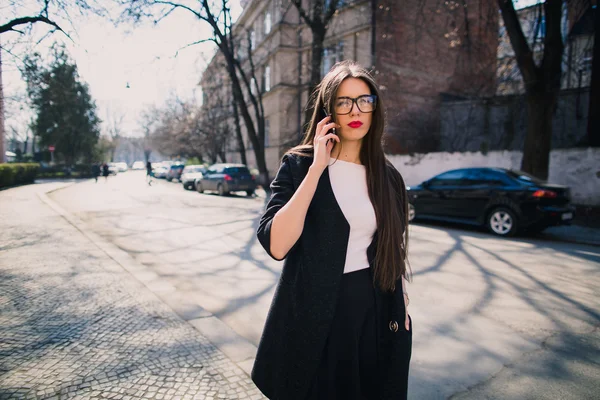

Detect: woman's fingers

[318,133,340,145]
[315,116,330,139]
[405,313,410,331]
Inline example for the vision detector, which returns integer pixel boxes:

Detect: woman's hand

[311,116,340,172]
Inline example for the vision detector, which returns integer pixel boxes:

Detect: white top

[328,159,377,274]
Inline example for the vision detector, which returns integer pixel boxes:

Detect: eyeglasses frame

[334,94,378,115]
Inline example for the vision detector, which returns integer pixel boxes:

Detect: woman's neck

[332,139,362,164]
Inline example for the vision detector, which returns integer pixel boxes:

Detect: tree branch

[323,0,340,25]
[290,0,318,30]
[0,15,64,35]
[497,0,538,86]
[174,38,216,57]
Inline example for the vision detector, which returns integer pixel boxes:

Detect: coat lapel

[308,166,351,279]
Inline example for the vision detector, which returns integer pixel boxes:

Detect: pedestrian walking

[253,61,412,400]
[146,161,153,186]
[92,163,101,183]
[102,163,109,182]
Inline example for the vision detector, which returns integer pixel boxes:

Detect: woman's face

[333,77,373,143]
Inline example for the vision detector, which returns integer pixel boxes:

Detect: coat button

[389,320,399,332]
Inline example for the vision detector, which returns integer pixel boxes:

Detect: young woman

[253,61,412,400]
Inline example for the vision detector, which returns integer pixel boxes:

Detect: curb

[37,186,258,377]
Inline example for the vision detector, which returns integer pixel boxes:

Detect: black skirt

[307,268,380,400]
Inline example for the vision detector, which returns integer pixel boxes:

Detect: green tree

[23,45,100,165]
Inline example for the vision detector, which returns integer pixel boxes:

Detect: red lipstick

[348,121,363,128]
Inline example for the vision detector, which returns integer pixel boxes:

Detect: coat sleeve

[257,155,296,261]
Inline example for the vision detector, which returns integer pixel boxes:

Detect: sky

[3,1,243,140]
[3,0,540,142]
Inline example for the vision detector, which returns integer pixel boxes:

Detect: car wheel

[218,184,227,196]
[487,207,518,237]
[246,190,255,197]
[166,177,172,182]
[408,203,416,222]
[183,183,188,190]
[196,182,204,193]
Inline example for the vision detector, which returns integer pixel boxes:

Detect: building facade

[201,0,499,177]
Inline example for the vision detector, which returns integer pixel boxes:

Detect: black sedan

[407,168,575,237]
[196,164,256,196]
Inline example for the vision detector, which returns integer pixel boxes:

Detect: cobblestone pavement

[0,183,266,400]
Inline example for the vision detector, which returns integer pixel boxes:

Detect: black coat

[253,153,412,400]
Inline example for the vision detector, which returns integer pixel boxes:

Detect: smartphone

[322,107,337,145]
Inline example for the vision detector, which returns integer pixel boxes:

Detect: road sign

[49,146,55,152]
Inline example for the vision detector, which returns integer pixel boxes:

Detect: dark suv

[166,164,185,182]
[196,164,256,196]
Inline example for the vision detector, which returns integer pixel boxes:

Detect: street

[44,171,600,399]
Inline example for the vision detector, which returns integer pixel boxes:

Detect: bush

[37,164,94,179]
[0,163,40,189]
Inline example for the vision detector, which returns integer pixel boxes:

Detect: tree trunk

[0,42,5,163]
[226,58,269,185]
[521,91,555,180]
[499,0,564,180]
[303,29,326,126]
[309,29,326,98]
[588,4,599,147]
[232,92,247,165]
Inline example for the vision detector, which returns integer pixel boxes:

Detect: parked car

[131,161,146,170]
[407,167,575,237]
[107,163,119,175]
[114,162,128,172]
[153,163,169,179]
[181,165,206,190]
[196,164,256,196]
[166,163,185,182]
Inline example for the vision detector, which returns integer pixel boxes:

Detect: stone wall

[439,88,590,153]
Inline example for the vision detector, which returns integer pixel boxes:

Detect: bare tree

[290,0,344,124]
[498,0,566,180]
[104,107,125,162]
[290,0,344,95]
[119,0,271,183]
[588,2,599,146]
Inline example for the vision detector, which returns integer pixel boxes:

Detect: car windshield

[506,170,546,185]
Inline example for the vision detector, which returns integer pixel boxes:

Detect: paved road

[46,171,600,399]
[0,182,266,399]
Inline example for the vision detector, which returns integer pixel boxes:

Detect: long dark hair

[287,61,411,292]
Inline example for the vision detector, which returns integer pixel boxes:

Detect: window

[225,167,251,175]
[264,119,270,148]
[325,0,347,9]
[581,49,593,72]
[469,169,511,186]
[505,170,545,185]
[264,12,272,35]
[322,41,344,77]
[250,29,256,50]
[429,169,469,186]
[263,65,271,92]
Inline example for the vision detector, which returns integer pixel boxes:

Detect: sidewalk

[541,224,600,247]
[0,183,265,399]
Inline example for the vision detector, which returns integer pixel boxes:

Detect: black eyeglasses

[334,95,377,115]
